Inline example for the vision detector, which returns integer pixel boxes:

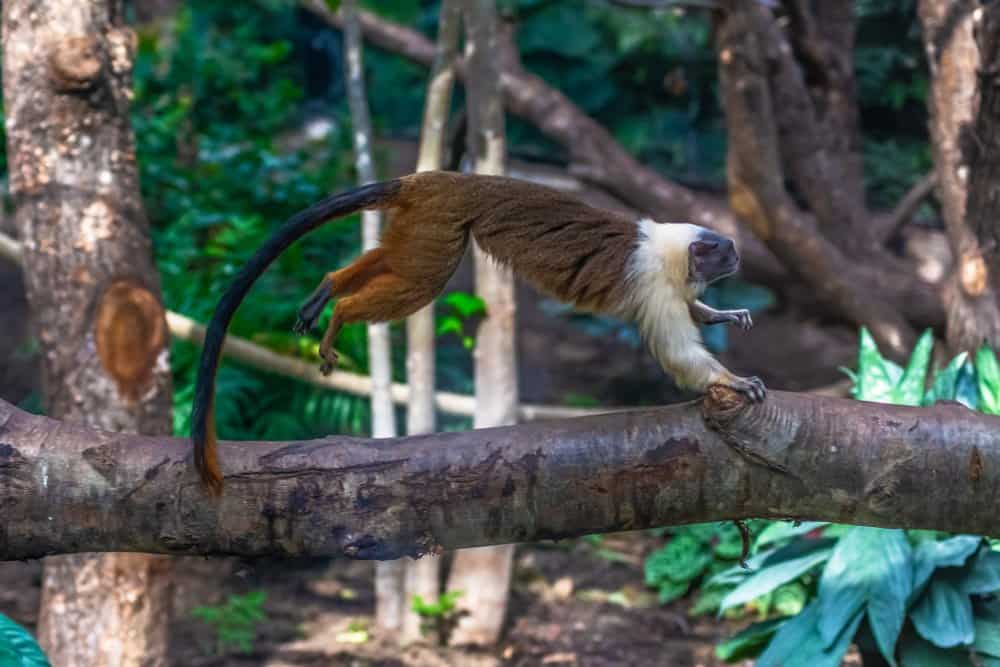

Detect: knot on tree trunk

[94,279,167,401]
[48,35,103,92]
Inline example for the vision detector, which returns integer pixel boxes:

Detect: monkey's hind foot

[318,351,339,376]
[721,375,766,402]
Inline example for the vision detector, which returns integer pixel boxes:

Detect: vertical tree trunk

[341,0,405,636]
[920,0,1000,350]
[2,1,174,664]
[445,0,516,647]
[400,0,461,645]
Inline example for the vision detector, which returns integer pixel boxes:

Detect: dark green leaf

[818,527,912,663]
[754,521,828,550]
[974,617,1000,658]
[911,578,974,648]
[913,536,982,593]
[924,352,969,406]
[715,618,785,662]
[960,549,1000,595]
[898,630,972,667]
[977,346,1000,415]
[757,602,863,667]
[720,542,832,612]
[897,329,934,405]
[0,613,50,667]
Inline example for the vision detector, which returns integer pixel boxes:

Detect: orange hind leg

[317,271,431,375]
[294,248,388,335]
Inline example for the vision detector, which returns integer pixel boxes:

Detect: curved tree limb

[2,389,999,561]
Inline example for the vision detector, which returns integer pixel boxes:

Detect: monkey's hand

[715,374,766,402]
[725,309,753,331]
[689,301,753,331]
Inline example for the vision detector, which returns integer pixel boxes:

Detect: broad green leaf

[656,578,690,604]
[913,536,983,593]
[960,549,1000,594]
[976,346,1000,415]
[720,542,832,612]
[911,578,974,648]
[974,618,1000,658]
[754,521,828,551]
[714,618,784,662]
[818,527,912,664]
[0,613,50,667]
[897,329,934,405]
[898,631,972,667]
[757,602,863,667]
[853,327,903,402]
[772,582,808,617]
[924,352,969,406]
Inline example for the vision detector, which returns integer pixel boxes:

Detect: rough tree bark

[442,0,516,648]
[342,0,405,637]
[5,389,1000,559]
[920,0,1000,351]
[400,0,461,645]
[714,0,945,359]
[2,0,174,664]
[301,2,947,336]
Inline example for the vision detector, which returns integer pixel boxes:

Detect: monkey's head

[687,228,739,285]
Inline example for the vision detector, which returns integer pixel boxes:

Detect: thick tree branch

[875,172,938,243]
[3,389,999,561]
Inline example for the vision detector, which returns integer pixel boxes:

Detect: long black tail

[190,178,402,494]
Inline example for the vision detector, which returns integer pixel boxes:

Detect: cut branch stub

[48,35,103,92]
[93,278,167,401]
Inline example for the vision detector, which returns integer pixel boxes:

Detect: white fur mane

[625,219,723,390]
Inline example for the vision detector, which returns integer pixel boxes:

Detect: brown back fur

[382,171,638,315]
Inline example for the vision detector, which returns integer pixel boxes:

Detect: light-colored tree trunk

[445,0,516,647]
[400,0,461,645]
[919,0,1000,351]
[341,0,405,637]
[2,0,174,664]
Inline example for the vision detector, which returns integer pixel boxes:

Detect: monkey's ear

[689,240,720,257]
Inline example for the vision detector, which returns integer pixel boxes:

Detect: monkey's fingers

[727,375,766,402]
[731,309,753,331]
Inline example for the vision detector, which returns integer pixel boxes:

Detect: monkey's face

[688,230,740,284]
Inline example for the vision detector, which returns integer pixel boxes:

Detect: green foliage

[411,591,465,644]
[713,332,1000,664]
[192,591,268,655]
[644,522,760,606]
[436,291,486,350]
[411,590,463,619]
[0,614,49,667]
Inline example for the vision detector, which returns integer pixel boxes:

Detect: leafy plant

[644,522,760,606]
[436,291,486,350]
[711,331,1000,665]
[411,590,465,644]
[192,591,268,655]
[0,613,50,667]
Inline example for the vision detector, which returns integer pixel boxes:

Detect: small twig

[877,172,939,243]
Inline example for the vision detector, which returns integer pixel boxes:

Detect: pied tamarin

[191,171,765,494]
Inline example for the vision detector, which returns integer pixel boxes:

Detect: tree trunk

[445,0,516,648]
[920,0,1000,351]
[400,0,461,645]
[341,0,406,637]
[1,0,174,664]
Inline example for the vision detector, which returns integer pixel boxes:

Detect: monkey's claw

[731,309,753,331]
[318,350,339,376]
[731,375,766,402]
